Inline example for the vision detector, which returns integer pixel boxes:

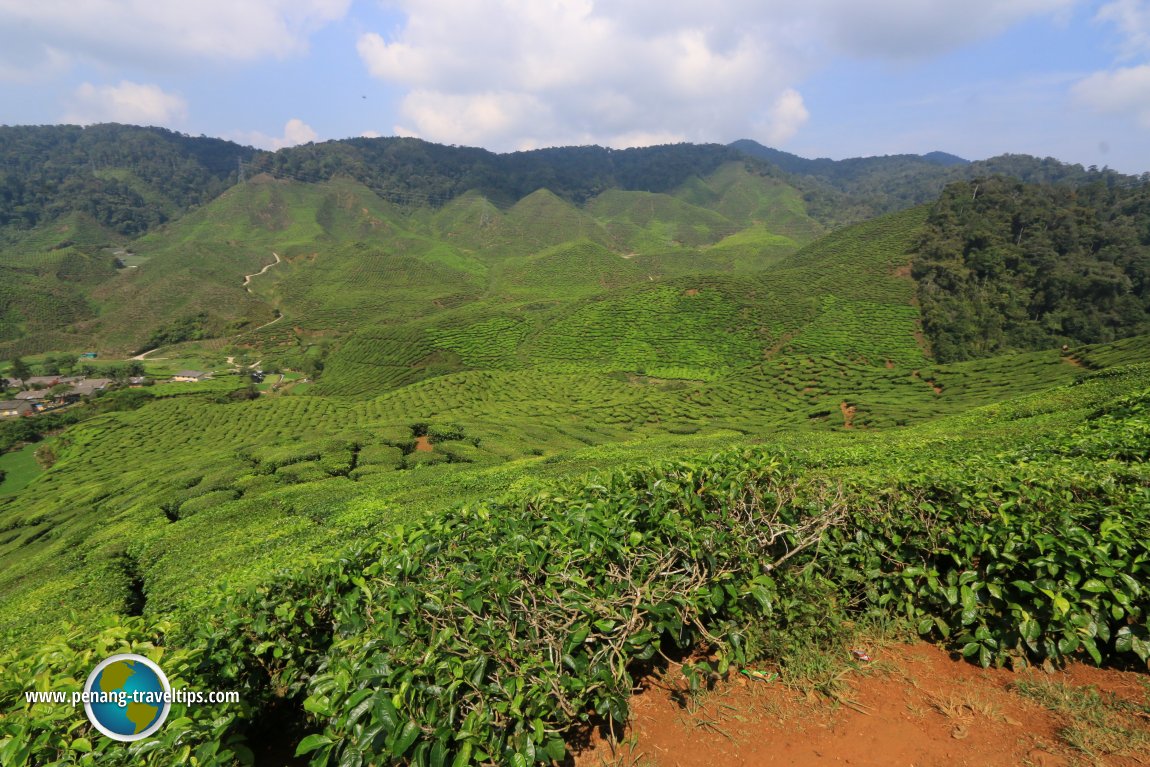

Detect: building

[0,400,33,418]
[172,370,211,382]
[70,379,111,397]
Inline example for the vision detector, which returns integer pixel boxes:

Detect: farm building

[172,370,211,382]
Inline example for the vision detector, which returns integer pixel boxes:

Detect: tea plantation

[0,136,1148,765]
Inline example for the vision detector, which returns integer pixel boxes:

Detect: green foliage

[0,124,251,238]
[188,449,831,765]
[821,456,1150,670]
[0,616,252,766]
[913,177,1150,361]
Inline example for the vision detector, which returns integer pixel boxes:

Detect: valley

[0,127,1147,766]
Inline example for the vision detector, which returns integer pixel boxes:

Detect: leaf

[376,697,399,732]
[295,734,334,757]
[1010,580,1037,595]
[916,617,934,635]
[392,721,420,757]
[339,746,364,767]
[545,739,567,761]
[430,740,448,767]
[1019,619,1041,643]
[1081,636,1102,665]
[451,742,473,767]
[1133,636,1150,663]
[1080,579,1107,594]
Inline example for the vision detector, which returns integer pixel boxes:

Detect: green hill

[1,127,1150,767]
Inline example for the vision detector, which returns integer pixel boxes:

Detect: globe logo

[83,654,171,742]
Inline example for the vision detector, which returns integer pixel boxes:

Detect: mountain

[730,138,1145,218]
[0,145,830,355]
[2,125,1150,765]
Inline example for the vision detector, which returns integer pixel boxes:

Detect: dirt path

[840,401,856,429]
[253,314,283,332]
[574,642,1150,767]
[242,251,282,293]
[130,348,164,361]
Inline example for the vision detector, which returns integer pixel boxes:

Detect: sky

[0,1,1148,174]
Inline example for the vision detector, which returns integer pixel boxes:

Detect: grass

[0,442,45,496]
[1012,677,1150,761]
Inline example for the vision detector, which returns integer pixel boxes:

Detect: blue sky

[1,1,1148,173]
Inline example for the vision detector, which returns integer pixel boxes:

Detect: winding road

[243,251,282,293]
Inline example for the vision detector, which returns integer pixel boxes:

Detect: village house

[0,400,33,418]
[70,379,111,397]
[11,375,81,390]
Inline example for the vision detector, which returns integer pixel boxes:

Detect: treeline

[735,139,1149,222]
[253,138,762,207]
[0,124,256,238]
[912,177,1150,361]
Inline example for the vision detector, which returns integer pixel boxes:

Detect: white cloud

[1072,64,1150,127]
[1071,1,1150,132]
[0,0,350,78]
[762,89,810,144]
[357,0,1075,151]
[64,81,187,125]
[811,0,1077,60]
[1097,0,1150,58]
[238,118,320,150]
[358,0,807,149]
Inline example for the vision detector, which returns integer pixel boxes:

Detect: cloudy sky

[1,0,1148,173]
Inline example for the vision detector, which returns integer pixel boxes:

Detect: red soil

[840,401,857,429]
[574,642,1150,767]
[413,435,433,452]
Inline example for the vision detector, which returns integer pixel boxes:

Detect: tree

[9,357,30,384]
[47,383,72,400]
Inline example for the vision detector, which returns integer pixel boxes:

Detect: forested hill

[0,124,257,237]
[4,123,1145,245]
[257,138,759,207]
[731,138,1147,219]
[912,176,1150,361]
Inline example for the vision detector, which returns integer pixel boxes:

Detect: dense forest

[254,138,769,207]
[733,138,1148,220]
[912,177,1150,361]
[0,124,255,238]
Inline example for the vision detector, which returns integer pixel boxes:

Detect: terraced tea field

[2,143,1149,767]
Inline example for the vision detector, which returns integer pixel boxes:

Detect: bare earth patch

[574,643,1150,767]
[840,401,857,429]
[413,435,433,452]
